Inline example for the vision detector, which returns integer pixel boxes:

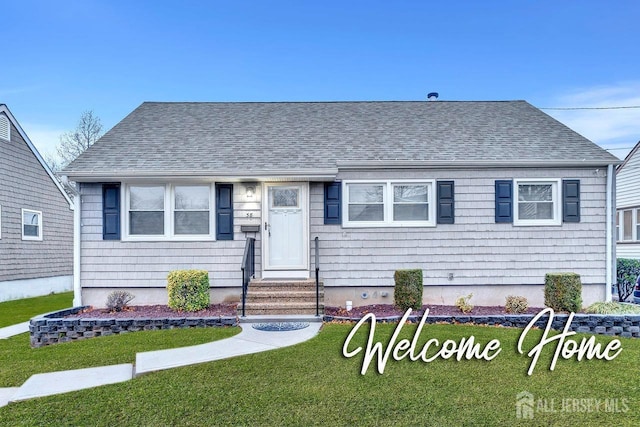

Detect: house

[62,101,620,311]
[0,104,74,302]
[615,140,640,258]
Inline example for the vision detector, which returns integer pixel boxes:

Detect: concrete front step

[241,302,325,315]
[246,290,324,302]
[243,279,325,315]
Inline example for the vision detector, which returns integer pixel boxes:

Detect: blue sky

[2,1,639,161]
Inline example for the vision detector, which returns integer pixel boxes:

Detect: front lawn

[0,327,240,387]
[0,292,74,327]
[1,322,638,426]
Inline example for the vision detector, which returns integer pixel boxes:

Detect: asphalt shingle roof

[64,101,619,178]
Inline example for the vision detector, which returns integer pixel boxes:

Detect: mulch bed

[325,304,544,318]
[64,303,238,319]
[64,303,543,320]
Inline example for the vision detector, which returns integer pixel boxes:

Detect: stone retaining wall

[324,312,640,338]
[30,306,238,348]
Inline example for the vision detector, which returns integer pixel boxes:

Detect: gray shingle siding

[80,168,607,294]
[310,168,607,288]
[79,183,261,289]
[0,115,73,281]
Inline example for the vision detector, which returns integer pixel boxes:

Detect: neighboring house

[0,104,74,302]
[63,101,620,311]
[615,140,640,259]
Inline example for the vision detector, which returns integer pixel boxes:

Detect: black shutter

[216,184,234,240]
[324,182,342,225]
[563,179,580,223]
[102,184,120,240]
[437,181,455,224]
[495,180,513,223]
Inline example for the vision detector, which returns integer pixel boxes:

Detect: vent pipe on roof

[427,92,439,101]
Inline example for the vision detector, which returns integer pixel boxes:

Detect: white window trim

[617,208,638,242]
[342,179,436,228]
[22,208,43,241]
[0,205,2,239]
[513,179,562,226]
[122,183,216,241]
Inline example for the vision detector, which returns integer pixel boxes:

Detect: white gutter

[63,169,339,183]
[337,159,622,169]
[606,164,613,302]
[72,191,82,307]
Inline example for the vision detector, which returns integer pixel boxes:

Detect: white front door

[263,182,309,278]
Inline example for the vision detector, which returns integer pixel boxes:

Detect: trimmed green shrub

[505,295,528,314]
[544,273,582,312]
[167,270,210,312]
[105,290,135,312]
[616,258,640,302]
[455,293,473,314]
[394,269,423,311]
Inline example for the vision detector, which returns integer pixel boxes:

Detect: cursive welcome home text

[342,308,622,375]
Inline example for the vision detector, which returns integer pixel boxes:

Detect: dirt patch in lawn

[65,303,238,319]
[325,304,545,318]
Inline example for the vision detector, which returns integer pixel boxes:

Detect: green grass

[0,292,74,328]
[1,322,638,426]
[584,301,640,314]
[0,327,239,387]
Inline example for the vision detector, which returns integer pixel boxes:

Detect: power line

[540,105,640,110]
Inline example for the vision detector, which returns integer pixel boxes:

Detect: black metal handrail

[241,237,256,317]
[314,236,320,317]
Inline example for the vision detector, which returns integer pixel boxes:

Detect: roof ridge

[140,100,528,105]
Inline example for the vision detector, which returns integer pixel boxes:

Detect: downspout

[73,189,82,307]
[605,164,613,302]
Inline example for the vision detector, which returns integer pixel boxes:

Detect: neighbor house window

[617,208,639,242]
[125,184,214,239]
[343,180,435,227]
[623,210,633,241]
[22,209,42,241]
[514,179,561,226]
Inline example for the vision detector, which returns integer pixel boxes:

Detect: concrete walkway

[0,321,322,408]
[0,322,29,339]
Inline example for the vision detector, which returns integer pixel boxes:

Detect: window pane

[175,186,209,210]
[271,188,299,207]
[130,212,164,235]
[518,184,552,202]
[348,204,384,221]
[394,185,428,203]
[394,204,429,221]
[624,210,633,240]
[24,225,39,236]
[637,210,640,241]
[349,184,384,203]
[175,212,210,235]
[519,202,553,220]
[23,212,39,226]
[130,186,164,210]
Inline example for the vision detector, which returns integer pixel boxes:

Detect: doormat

[252,322,310,332]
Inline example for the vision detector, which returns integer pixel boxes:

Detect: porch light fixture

[246,185,255,199]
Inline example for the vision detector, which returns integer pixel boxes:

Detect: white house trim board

[261,182,309,278]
